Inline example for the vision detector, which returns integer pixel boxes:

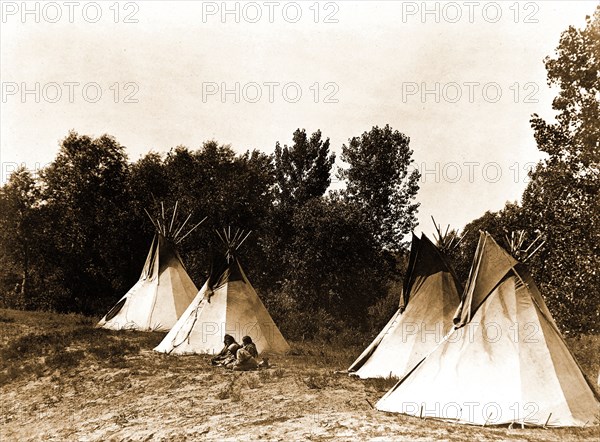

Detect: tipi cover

[154,230,290,355]
[348,233,461,379]
[98,205,202,331]
[376,232,600,427]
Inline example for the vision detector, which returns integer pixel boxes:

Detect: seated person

[226,346,259,371]
[210,334,238,365]
[220,343,241,367]
[241,335,258,358]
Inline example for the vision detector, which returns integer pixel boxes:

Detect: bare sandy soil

[1,310,599,441]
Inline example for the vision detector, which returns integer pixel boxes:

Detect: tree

[338,124,421,252]
[267,129,336,297]
[0,167,39,307]
[274,129,335,208]
[521,6,599,332]
[129,151,171,210]
[40,131,133,314]
[128,141,276,294]
[273,196,390,340]
[530,6,599,169]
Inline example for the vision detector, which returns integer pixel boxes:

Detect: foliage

[522,6,600,333]
[450,7,600,334]
[0,125,413,339]
[0,167,40,309]
[363,375,400,393]
[274,128,335,209]
[37,131,134,314]
[280,197,392,326]
[338,124,420,252]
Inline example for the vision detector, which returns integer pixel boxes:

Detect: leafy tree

[522,6,600,333]
[129,151,171,210]
[279,197,388,325]
[0,167,39,307]
[39,131,133,314]
[127,151,172,268]
[274,129,335,208]
[338,124,421,252]
[149,142,276,289]
[267,129,336,298]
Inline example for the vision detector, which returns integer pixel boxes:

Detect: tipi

[154,228,290,355]
[376,231,600,427]
[348,231,462,379]
[98,203,204,332]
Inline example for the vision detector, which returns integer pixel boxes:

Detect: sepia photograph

[1,1,599,440]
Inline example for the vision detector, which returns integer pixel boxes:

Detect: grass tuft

[301,370,330,390]
[258,369,271,383]
[244,374,261,389]
[216,378,242,401]
[363,375,400,392]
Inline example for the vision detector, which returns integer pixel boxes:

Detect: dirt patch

[0,309,599,441]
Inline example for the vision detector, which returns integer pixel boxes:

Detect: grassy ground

[0,308,598,441]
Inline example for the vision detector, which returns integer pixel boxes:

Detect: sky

[0,1,597,238]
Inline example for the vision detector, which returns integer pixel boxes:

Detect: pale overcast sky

[1,1,597,237]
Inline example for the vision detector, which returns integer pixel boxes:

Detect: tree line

[0,125,421,341]
[0,7,598,338]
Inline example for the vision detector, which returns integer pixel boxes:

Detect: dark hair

[224,334,234,343]
[242,335,252,345]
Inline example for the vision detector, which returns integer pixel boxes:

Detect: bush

[0,332,68,361]
[88,339,140,365]
[45,350,86,371]
[0,313,15,323]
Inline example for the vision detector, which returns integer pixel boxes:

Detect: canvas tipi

[348,231,462,379]
[376,231,600,427]
[98,203,204,332]
[154,228,290,355]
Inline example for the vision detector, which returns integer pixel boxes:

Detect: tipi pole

[144,208,160,232]
[169,200,179,235]
[236,231,252,250]
[176,216,207,244]
[173,213,193,240]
